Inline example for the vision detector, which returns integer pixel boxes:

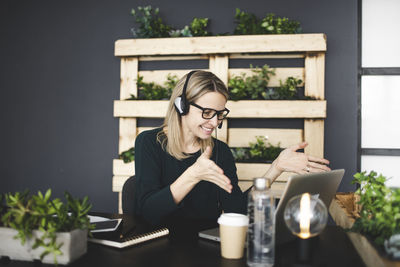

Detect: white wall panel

[362,0,400,67]
[361,76,400,148]
[361,155,400,188]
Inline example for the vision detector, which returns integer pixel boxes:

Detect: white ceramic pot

[0,227,87,265]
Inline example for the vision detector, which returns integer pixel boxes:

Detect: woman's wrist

[264,160,284,184]
[170,166,198,204]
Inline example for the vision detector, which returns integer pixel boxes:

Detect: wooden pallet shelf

[113,34,327,213]
[114,100,326,118]
[115,34,327,56]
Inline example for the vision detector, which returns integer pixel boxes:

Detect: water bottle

[247,177,275,267]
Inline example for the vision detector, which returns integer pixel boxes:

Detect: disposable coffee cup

[217,213,249,259]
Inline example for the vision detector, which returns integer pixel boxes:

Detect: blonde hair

[157,70,229,160]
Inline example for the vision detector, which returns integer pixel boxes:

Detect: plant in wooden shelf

[129,6,302,38]
[127,74,178,100]
[119,147,135,163]
[228,65,309,101]
[131,6,210,38]
[234,9,302,35]
[0,189,93,265]
[228,65,275,100]
[231,136,282,163]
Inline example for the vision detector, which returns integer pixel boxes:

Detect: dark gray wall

[0,0,358,213]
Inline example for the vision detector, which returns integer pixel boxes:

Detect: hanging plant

[231,136,282,163]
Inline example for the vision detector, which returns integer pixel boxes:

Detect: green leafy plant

[350,171,400,247]
[128,74,178,100]
[130,6,171,38]
[1,189,93,264]
[271,76,310,100]
[260,13,301,34]
[233,8,262,35]
[228,65,275,100]
[231,136,282,162]
[119,147,135,163]
[131,6,210,38]
[189,18,211,37]
[229,66,312,101]
[234,9,301,35]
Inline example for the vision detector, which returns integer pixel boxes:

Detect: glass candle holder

[284,193,328,239]
[283,193,328,264]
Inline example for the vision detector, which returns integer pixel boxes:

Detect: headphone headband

[175,70,197,116]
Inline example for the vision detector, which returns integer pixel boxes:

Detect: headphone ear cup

[174,96,184,114]
[180,96,188,115]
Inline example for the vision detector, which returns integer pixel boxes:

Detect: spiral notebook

[88,216,169,248]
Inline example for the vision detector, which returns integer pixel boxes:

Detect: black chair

[122,175,136,214]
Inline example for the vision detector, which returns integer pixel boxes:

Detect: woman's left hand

[274,142,331,175]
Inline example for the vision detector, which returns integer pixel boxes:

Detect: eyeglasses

[190,102,230,120]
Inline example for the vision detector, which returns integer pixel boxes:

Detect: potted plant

[0,189,93,265]
[330,171,400,266]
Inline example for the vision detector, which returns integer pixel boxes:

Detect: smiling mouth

[201,125,214,133]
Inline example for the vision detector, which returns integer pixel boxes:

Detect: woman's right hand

[188,146,232,193]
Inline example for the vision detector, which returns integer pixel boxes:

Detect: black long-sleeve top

[134,128,247,226]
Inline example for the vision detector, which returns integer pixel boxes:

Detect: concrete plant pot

[0,227,87,265]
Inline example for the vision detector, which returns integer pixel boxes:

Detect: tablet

[198,227,220,242]
[89,215,122,233]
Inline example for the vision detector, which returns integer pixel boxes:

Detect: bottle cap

[253,177,271,190]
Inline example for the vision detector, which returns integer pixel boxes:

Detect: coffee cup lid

[217,213,249,226]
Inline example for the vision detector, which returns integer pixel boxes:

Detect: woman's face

[182,91,227,141]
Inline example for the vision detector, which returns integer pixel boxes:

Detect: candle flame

[299,193,311,239]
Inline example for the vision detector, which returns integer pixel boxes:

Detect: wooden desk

[0,225,364,267]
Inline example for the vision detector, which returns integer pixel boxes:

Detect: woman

[134,70,330,226]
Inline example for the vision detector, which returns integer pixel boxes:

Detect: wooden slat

[113,175,130,192]
[138,127,158,135]
[115,34,327,56]
[305,52,325,99]
[112,159,294,182]
[118,118,136,153]
[139,69,207,84]
[209,55,229,85]
[238,181,286,198]
[139,55,208,61]
[212,119,228,143]
[114,100,168,118]
[118,192,122,214]
[226,100,326,118]
[237,163,294,182]
[229,68,304,87]
[230,53,305,59]
[120,57,138,99]
[228,128,303,148]
[304,119,324,158]
[329,198,399,267]
[113,159,135,176]
[138,67,304,88]
[114,100,326,118]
